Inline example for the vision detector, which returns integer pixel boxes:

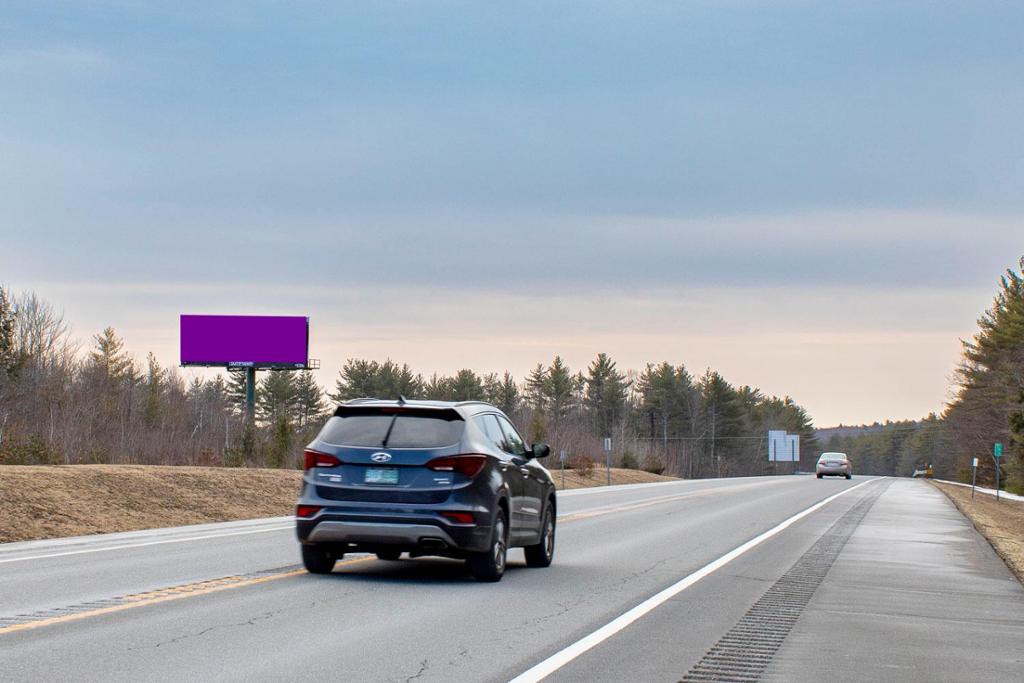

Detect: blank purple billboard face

[180,315,308,367]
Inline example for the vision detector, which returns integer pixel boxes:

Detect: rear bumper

[296,513,493,553]
[307,521,459,547]
[816,465,850,475]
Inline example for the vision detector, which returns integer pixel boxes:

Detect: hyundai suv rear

[296,399,556,582]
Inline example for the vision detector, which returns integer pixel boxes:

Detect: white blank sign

[768,431,799,462]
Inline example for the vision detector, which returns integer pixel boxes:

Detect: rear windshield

[319,409,464,448]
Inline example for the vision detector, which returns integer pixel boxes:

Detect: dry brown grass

[553,466,678,490]
[0,465,303,543]
[0,464,677,543]
[932,481,1024,583]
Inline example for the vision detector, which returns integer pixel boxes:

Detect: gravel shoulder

[932,480,1024,583]
[0,464,677,543]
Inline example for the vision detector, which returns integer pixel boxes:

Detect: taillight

[441,511,476,525]
[304,449,341,470]
[296,505,322,519]
[427,454,488,478]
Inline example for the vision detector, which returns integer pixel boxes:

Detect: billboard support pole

[245,367,257,423]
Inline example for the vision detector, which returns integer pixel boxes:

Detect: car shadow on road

[317,556,529,585]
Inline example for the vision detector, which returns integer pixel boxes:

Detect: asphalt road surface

[2,475,1022,682]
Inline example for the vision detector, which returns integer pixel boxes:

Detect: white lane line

[508,478,878,683]
[0,525,294,565]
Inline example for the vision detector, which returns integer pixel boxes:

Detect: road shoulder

[931,480,1024,583]
[765,479,1024,682]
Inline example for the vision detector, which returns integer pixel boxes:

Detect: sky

[2,1,1022,426]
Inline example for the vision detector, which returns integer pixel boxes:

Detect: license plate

[364,467,399,485]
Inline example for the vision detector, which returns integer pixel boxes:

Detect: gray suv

[296,399,556,582]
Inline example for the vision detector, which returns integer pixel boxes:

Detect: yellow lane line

[0,556,374,636]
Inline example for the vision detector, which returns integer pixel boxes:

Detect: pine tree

[206,375,229,404]
[699,371,745,477]
[375,359,422,399]
[89,327,133,382]
[946,266,1024,488]
[143,352,165,426]
[585,353,628,437]
[331,358,423,401]
[486,371,520,415]
[265,413,292,468]
[293,370,327,427]
[258,371,299,424]
[449,369,485,401]
[545,356,575,418]
[524,363,547,411]
[636,362,697,441]
[226,370,251,413]
[0,287,17,377]
[330,359,378,400]
[423,373,453,400]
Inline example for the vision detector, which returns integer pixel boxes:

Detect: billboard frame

[179,314,319,422]
[179,314,314,370]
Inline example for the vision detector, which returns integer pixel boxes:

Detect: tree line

[0,287,818,476]
[823,264,1024,493]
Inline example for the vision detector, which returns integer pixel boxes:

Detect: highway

[2,476,1022,682]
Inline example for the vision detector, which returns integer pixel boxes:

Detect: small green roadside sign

[994,442,1003,458]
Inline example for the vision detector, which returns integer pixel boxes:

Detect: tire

[524,505,555,568]
[816,473,823,479]
[376,550,402,561]
[468,510,507,582]
[302,544,338,574]
[845,473,852,480]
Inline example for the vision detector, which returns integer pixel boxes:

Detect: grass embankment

[0,465,677,543]
[932,481,1024,583]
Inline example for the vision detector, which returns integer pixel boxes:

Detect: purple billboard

[180,315,309,368]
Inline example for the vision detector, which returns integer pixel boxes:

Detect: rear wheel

[376,550,402,561]
[816,473,823,479]
[524,506,555,568]
[468,511,507,582]
[845,473,852,480]
[302,544,338,574]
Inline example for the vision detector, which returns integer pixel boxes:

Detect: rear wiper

[381,414,399,448]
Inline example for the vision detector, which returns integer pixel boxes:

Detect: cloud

[0,45,112,75]
[4,207,1019,292]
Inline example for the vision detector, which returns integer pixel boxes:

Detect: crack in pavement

[403,658,429,683]
[129,609,285,651]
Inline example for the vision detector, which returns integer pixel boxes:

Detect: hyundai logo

[371,453,392,463]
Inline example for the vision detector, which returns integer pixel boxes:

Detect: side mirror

[531,442,551,459]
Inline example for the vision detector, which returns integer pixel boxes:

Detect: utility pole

[245,366,257,424]
[603,437,612,486]
[711,407,717,478]
[993,442,1003,502]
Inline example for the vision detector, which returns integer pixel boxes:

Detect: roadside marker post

[993,442,1003,502]
[560,449,567,490]
[971,458,979,499]
[603,438,612,486]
